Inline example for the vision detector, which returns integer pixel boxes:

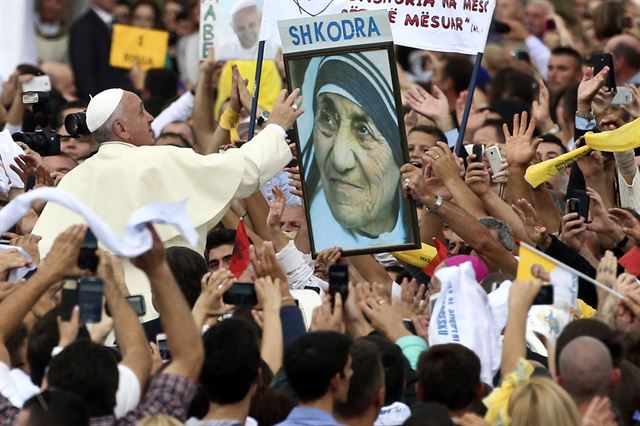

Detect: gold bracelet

[281,296,295,303]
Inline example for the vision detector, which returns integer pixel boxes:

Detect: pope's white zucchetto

[86,88,124,132]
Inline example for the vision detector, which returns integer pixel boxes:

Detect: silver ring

[433,154,440,160]
[291,104,298,111]
[403,177,410,187]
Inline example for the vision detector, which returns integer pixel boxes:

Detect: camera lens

[64,112,91,138]
[12,128,61,156]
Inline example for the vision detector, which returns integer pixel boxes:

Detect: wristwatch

[426,195,443,215]
[575,109,595,120]
[257,111,270,127]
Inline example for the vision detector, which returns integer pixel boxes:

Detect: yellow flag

[109,24,169,70]
[525,117,640,188]
[391,242,438,269]
[516,243,559,281]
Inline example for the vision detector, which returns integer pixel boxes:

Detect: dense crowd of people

[1,0,640,425]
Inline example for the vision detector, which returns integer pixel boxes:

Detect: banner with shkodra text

[262,0,495,55]
[279,10,421,257]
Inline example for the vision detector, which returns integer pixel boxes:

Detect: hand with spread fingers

[310,292,344,333]
[503,111,539,168]
[405,85,454,131]
[267,88,304,131]
[512,199,551,249]
[192,270,234,327]
[608,208,640,241]
[424,141,462,185]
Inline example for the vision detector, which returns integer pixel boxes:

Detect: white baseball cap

[86,88,124,132]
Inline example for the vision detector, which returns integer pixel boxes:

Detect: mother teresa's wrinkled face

[313,92,399,236]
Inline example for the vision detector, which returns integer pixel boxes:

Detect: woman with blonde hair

[508,377,582,426]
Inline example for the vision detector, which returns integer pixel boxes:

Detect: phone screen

[60,279,78,321]
[78,277,103,323]
[156,334,171,360]
[126,296,146,317]
[78,229,98,272]
[223,282,258,306]
[329,265,349,305]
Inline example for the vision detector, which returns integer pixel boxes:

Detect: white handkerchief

[0,187,198,257]
[0,245,35,282]
[0,129,25,192]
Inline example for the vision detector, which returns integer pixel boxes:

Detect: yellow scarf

[484,358,534,426]
[525,117,640,188]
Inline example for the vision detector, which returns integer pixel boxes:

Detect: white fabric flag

[0,187,198,257]
[428,261,500,384]
[261,1,495,55]
[0,129,26,195]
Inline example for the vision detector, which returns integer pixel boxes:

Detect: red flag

[619,246,640,276]
[229,220,250,278]
[422,238,449,277]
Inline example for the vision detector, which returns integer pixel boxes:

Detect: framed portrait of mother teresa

[279,11,421,256]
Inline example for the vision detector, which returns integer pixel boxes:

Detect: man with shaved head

[557,336,620,415]
[32,87,304,319]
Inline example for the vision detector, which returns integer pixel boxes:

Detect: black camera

[12,93,91,156]
[64,112,91,138]
[11,91,60,156]
[11,127,60,156]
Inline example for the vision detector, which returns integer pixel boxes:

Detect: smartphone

[60,279,78,321]
[328,264,349,305]
[567,198,581,216]
[78,276,103,323]
[593,53,616,90]
[21,75,51,93]
[532,285,554,305]
[568,189,590,221]
[126,295,146,317]
[223,282,258,306]
[156,333,171,360]
[494,20,511,34]
[612,87,633,106]
[77,228,98,273]
[471,144,484,162]
[485,146,503,174]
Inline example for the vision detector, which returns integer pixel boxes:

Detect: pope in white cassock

[32,87,302,320]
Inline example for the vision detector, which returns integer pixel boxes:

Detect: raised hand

[284,166,303,198]
[608,208,640,241]
[503,111,538,167]
[512,199,551,249]
[424,141,462,184]
[310,293,344,333]
[405,85,454,131]
[41,224,89,280]
[267,187,286,230]
[250,241,288,284]
[577,66,610,114]
[400,163,431,201]
[192,270,234,326]
[313,247,341,281]
[465,157,491,196]
[267,88,304,130]
[558,211,587,252]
